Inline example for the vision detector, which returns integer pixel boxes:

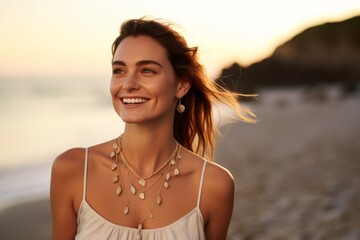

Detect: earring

[177,99,185,113]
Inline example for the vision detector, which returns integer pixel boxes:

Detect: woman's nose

[122,72,140,91]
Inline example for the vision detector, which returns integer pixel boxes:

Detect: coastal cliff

[217,16,360,95]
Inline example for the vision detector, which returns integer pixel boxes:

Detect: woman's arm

[50,149,84,240]
[202,162,235,240]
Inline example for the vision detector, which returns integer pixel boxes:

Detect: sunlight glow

[0,0,359,79]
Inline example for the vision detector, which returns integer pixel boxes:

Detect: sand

[215,88,360,239]
[1,87,359,240]
[0,198,51,240]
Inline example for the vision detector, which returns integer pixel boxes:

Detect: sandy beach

[1,87,359,240]
[0,198,51,240]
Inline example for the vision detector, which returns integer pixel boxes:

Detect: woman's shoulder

[51,139,115,176]
[203,160,234,195]
[182,148,234,190]
[51,148,87,178]
[50,148,88,211]
[199,158,235,229]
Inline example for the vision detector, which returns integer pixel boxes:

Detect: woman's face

[110,35,181,125]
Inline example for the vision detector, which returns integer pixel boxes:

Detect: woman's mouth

[121,98,149,104]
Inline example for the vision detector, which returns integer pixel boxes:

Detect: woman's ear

[176,79,191,98]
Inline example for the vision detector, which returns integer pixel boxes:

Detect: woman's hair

[112,17,256,160]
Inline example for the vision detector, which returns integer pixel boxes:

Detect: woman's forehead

[114,35,168,62]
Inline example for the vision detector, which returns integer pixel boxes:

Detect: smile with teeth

[122,98,148,104]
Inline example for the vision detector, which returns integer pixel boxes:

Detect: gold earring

[177,99,185,113]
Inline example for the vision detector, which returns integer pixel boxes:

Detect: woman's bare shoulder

[201,159,235,236]
[51,138,115,177]
[182,149,234,190]
[51,148,86,177]
[204,160,235,193]
[206,160,234,181]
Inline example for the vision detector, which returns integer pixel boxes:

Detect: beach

[0,86,359,239]
[0,198,51,240]
[216,87,360,239]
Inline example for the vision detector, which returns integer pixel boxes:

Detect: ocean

[0,77,125,208]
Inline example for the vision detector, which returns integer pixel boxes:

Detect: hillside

[216,15,360,95]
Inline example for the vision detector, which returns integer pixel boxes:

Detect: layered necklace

[109,135,181,240]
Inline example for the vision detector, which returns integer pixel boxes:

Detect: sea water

[0,77,124,208]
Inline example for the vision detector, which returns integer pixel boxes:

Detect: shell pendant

[116,186,122,196]
[138,179,146,187]
[123,206,129,215]
[112,175,119,183]
[136,224,143,240]
[130,185,136,195]
[139,192,145,200]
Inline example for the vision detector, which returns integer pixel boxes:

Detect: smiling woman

[110,35,181,126]
[49,17,255,240]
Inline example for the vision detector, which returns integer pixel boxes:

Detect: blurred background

[0,0,359,239]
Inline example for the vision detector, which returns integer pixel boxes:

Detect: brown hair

[112,17,255,160]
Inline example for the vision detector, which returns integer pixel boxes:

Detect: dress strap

[197,160,207,208]
[82,148,88,201]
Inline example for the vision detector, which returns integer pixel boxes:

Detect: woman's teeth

[122,98,148,104]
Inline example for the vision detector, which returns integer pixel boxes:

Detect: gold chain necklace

[120,143,179,187]
[122,161,169,200]
[109,135,182,240]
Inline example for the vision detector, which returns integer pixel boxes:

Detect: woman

[50,17,255,240]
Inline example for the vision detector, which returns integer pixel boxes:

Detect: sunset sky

[1,0,360,79]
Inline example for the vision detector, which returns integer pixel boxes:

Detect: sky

[1,0,360,79]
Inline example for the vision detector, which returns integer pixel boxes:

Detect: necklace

[121,144,179,187]
[109,135,182,240]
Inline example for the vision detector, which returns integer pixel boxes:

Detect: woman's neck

[120,124,177,176]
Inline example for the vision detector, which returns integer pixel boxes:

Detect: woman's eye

[142,68,156,74]
[112,69,124,74]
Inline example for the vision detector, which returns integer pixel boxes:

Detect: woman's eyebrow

[136,60,163,68]
[112,60,163,68]
[112,60,126,66]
